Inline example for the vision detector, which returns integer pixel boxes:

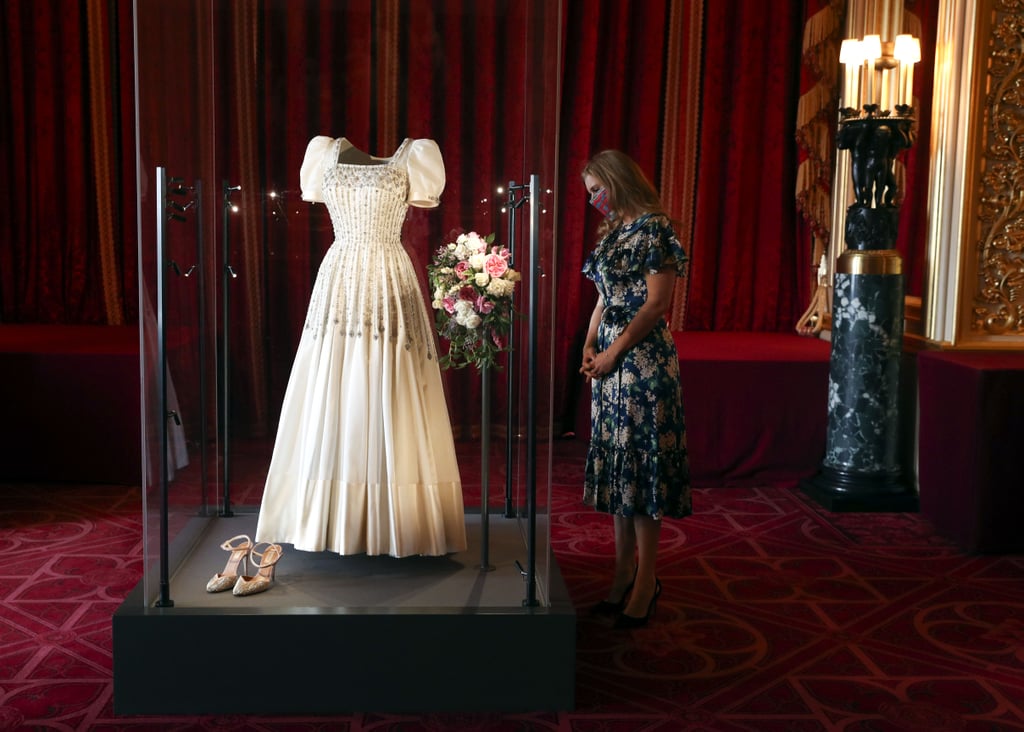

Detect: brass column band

[837,249,903,275]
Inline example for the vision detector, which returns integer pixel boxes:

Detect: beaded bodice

[302,137,433,357]
[321,137,411,247]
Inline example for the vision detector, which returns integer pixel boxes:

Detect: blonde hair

[582,150,667,237]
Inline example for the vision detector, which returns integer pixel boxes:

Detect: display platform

[113,512,575,714]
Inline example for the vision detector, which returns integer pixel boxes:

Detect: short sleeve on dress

[299,135,334,203]
[582,250,600,283]
[406,139,445,208]
[639,215,688,277]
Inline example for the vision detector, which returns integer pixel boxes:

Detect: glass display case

[115,0,571,715]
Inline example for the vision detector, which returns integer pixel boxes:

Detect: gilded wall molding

[971,0,1024,336]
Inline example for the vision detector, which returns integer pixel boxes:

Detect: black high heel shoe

[614,578,661,629]
[589,565,638,615]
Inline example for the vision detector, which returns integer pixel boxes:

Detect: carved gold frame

[925,0,1024,348]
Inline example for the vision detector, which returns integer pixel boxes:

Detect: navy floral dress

[581,213,691,519]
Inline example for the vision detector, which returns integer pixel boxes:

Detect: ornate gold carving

[973,0,1024,334]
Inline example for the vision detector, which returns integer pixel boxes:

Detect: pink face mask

[589,187,613,218]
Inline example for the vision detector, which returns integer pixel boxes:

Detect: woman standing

[579,150,691,628]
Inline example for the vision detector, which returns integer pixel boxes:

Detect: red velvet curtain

[232,0,542,437]
[0,0,939,438]
[0,0,137,325]
[553,0,680,432]
[551,0,813,429]
[684,2,809,330]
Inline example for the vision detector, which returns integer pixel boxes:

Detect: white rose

[469,253,487,270]
[465,314,482,328]
[486,278,512,297]
[475,272,490,287]
[465,232,484,252]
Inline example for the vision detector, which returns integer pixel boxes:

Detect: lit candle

[862,35,882,107]
[839,39,861,108]
[893,34,921,107]
[895,59,905,108]
[888,60,899,111]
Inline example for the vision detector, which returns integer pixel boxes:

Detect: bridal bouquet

[427,231,520,370]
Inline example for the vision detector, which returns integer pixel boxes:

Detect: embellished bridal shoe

[232,542,283,597]
[206,534,253,593]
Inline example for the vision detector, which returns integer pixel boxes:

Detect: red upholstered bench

[918,349,1024,553]
[672,331,831,486]
[0,325,141,484]
[571,331,831,487]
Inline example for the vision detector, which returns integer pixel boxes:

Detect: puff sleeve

[299,135,334,202]
[406,139,445,208]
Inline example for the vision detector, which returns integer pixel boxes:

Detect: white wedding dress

[255,136,467,557]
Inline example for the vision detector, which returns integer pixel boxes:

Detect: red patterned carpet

[2,440,1024,730]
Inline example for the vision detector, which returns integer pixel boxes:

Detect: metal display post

[220,182,241,516]
[479,366,494,571]
[499,176,542,606]
[154,168,173,608]
[524,173,541,607]
[503,181,529,518]
[154,168,199,606]
[188,180,209,515]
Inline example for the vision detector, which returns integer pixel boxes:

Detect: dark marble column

[801,114,919,512]
[801,248,918,511]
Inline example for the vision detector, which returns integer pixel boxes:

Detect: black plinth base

[113,514,576,715]
[800,467,919,513]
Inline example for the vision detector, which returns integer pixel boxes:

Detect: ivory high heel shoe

[206,534,253,593]
[232,542,283,597]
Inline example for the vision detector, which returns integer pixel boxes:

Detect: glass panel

[521,0,561,605]
[135,0,220,605]
[137,0,561,607]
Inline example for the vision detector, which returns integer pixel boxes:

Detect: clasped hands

[580,346,618,382]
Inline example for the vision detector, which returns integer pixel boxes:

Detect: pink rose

[475,296,494,314]
[454,261,471,279]
[443,297,456,314]
[484,253,508,278]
